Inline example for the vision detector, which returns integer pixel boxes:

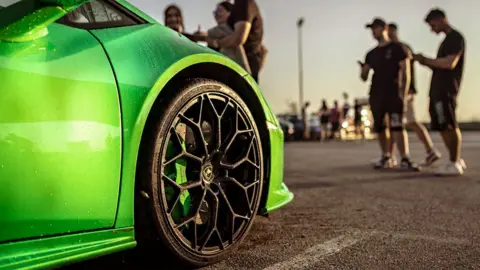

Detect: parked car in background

[278,118,295,141]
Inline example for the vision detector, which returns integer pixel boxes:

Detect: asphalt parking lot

[65,132,480,269]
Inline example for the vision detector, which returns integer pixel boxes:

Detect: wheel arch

[142,62,272,213]
[115,54,275,228]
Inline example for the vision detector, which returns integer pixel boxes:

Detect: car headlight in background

[364,120,371,127]
[361,109,368,116]
[342,121,349,129]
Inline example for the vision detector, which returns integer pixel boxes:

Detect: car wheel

[135,79,264,268]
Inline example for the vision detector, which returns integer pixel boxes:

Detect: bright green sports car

[0,0,293,269]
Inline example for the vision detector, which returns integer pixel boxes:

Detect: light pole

[297,17,309,139]
[297,17,305,116]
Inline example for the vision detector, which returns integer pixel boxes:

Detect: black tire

[135,79,264,268]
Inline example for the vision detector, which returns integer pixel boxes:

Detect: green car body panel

[0,0,293,269]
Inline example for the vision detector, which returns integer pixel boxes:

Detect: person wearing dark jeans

[414,8,467,176]
[359,17,419,171]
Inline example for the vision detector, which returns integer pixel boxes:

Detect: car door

[0,1,132,242]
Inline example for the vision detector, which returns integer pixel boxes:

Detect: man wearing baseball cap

[388,22,442,167]
[359,17,419,171]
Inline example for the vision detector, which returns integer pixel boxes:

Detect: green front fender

[114,53,293,228]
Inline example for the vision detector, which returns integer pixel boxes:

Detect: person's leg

[389,97,419,171]
[384,114,395,156]
[390,113,409,159]
[430,97,464,175]
[441,98,462,163]
[406,95,441,166]
[378,129,389,154]
[408,122,433,151]
[370,97,394,169]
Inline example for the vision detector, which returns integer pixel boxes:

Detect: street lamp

[297,17,305,116]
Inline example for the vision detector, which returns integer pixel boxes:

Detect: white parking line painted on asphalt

[262,229,472,270]
[263,229,371,270]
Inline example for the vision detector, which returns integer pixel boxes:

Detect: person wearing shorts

[414,8,467,176]
[388,22,441,166]
[359,17,419,170]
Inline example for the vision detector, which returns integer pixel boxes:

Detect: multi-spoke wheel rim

[159,92,262,255]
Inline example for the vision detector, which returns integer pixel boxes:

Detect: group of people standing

[163,0,267,82]
[317,94,352,141]
[360,8,466,176]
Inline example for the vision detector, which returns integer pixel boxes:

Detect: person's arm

[359,60,371,82]
[359,51,371,82]
[215,0,252,48]
[417,53,462,70]
[397,44,411,99]
[216,22,251,48]
[416,33,464,70]
[398,59,411,99]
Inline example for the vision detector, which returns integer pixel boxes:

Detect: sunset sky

[135,0,479,122]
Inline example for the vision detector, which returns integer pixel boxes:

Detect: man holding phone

[414,8,466,176]
[359,17,419,171]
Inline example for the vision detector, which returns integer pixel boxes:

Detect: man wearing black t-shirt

[414,8,466,176]
[359,18,419,171]
[388,22,441,167]
[203,0,265,82]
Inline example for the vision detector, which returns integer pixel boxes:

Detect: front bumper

[260,121,294,214]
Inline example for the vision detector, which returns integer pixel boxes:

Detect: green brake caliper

[165,136,192,223]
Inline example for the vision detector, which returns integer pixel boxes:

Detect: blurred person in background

[194,0,267,82]
[164,4,195,40]
[353,99,364,139]
[414,8,467,176]
[342,92,351,120]
[319,99,330,141]
[388,22,441,166]
[164,4,184,32]
[301,101,311,140]
[359,17,419,171]
[329,100,341,140]
[196,1,252,73]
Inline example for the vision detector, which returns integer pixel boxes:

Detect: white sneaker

[423,149,441,167]
[436,162,464,176]
[459,159,467,170]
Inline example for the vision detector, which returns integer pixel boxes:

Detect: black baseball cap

[365,17,386,29]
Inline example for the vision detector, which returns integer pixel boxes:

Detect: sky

[130,0,479,122]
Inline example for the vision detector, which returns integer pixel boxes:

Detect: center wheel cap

[202,164,214,182]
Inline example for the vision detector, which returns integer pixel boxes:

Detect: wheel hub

[202,163,215,183]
